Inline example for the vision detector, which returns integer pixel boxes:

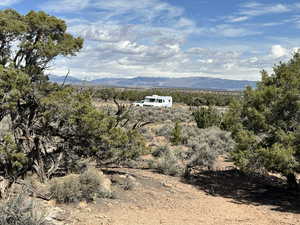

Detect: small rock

[44,207,66,225]
[162,182,172,188]
[48,200,57,206]
[98,170,112,194]
[111,174,139,190]
[78,201,88,209]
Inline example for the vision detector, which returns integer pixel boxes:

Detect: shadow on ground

[182,169,300,213]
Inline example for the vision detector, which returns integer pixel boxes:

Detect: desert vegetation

[0,9,147,222]
[0,8,299,225]
[221,54,300,190]
[93,87,241,107]
[0,191,46,225]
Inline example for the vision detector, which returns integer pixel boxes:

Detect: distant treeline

[89,87,242,106]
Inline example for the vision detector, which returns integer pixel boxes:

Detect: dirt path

[65,169,300,225]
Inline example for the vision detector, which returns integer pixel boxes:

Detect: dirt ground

[57,168,300,225]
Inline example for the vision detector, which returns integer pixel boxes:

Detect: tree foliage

[171,121,182,145]
[224,53,300,188]
[192,106,222,129]
[0,9,146,184]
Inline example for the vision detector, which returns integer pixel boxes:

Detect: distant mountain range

[49,75,257,91]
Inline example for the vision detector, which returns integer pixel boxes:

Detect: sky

[2,0,300,81]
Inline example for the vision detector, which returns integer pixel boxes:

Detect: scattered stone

[0,176,10,199]
[162,182,172,188]
[44,207,66,225]
[98,170,112,194]
[111,174,139,190]
[78,201,88,209]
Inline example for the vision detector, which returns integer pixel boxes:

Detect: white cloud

[201,24,261,37]
[69,23,135,43]
[43,0,185,24]
[228,16,249,23]
[260,22,284,27]
[248,57,258,63]
[0,0,21,6]
[221,2,294,26]
[50,42,289,81]
[98,41,148,55]
[240,3,290,17]
[292,47,300,54]
[42,0,298,81]
[198,59,214,64]
[241,2,262,8]
[43,0,90,12]
[271,45,287,58]
[176,18,196,28]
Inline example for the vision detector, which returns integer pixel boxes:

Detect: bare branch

[61,69,70,87]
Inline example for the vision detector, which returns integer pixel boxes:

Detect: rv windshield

[144,98,156,103]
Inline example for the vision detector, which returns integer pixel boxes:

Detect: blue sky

[2,0,300,81]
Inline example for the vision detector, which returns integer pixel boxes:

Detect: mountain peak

[49,75,257,91]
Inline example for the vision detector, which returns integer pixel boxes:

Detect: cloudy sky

[3,0,300,81]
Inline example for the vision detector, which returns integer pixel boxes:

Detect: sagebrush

[0,191,45,225]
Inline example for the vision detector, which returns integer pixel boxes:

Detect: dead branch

[61,69,70,87]
[15,180,52,201]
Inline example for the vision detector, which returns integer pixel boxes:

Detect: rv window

[158,99,163,103]
[169,100,171,102]
[149,98,155,102]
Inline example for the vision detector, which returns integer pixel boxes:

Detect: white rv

[133,95,172,107]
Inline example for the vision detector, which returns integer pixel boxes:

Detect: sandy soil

[60,168,300,225]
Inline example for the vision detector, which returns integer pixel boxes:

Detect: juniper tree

[171,121,182,145]
[192,106,221,129]
[0,9,83,182]
[0,9,146,184]
[224,53,300,189]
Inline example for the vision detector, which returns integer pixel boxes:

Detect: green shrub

[155,124,173,138]
[0,191,46,225]
[0,134,28,179]
[171,122,182,145]
[94,87,240,107]
[223,54,300,188]
[192,106,222,128]
[152,145,169,157]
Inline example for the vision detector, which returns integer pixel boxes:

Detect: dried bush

[139,126,154,142]
[111,175,136,191]
[50,168,112,203]
[79,168,112,200]
[151,148,184,176]
[0,116,11,139]
[184,127,235,174]
[0,191,46,225]
[49,174,81,204]
[152,145,169,157]
[128,107,193,125]
[155,124,173,138]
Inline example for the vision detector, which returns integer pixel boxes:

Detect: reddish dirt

[59,168,300,225]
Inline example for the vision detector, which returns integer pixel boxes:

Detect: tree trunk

[0,176,13,199]
[287,173,298,190]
